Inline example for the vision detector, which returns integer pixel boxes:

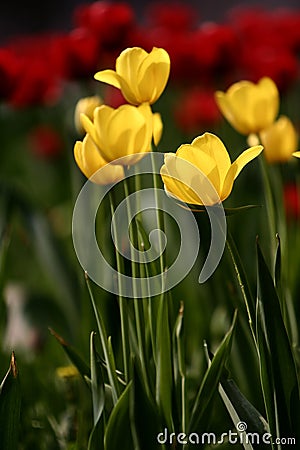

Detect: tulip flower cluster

[74,47,168,184]
[216,77,299,163]
[74,46,264,208]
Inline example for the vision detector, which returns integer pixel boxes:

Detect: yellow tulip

[259,116,298,163]
[74,134,124,184]
[215,77,279,135]
[160,133,263,206]
[80,102,162,165]
[56,365,80,379]
[94,47,170,105]
[74,95,103,134]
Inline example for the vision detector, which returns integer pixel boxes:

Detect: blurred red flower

[146,2,198,31]
[0,48,20,101]
[228,6,300,90]
[50,29,101,80]
[28,125,63,159]
[192,23,238,81]
[3,34,62,107]
[73,1,135,50]
[239,44,298,91]
[284,183,300,220]
[174,87,221,134]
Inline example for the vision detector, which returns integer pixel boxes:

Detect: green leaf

[188,310,237,434]
[88,332,105,450]
[172,302,188,432]
[218,384,255,450]
[169,197,260,216]
[220,379,269,435]
[104,383,134,450]
[223,205,261,216]
[156,296,174,431]
[256,242,300,440]
[274,234,281,293]
[88,418,104,450]
[49,328,90,381]
[226,231,256,332]
[90,332,105,426]
[130,361,165,450]
[0,352,21,450]
[85,274,120,404]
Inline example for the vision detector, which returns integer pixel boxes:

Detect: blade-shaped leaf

[130,361,165,450]
[49,327,90,381]
[172,302,188,433]
[90,332,105,426]
[85,274,120,404]
[218,384,255,450]
[0,352,21,450]
[221,379,269,436]
[156,295,174,431]
[104,383,133,450]
[188,310,237,434]
[256,242,300,440]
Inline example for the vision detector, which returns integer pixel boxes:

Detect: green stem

[109,191,130,383]
[148,151,167,366]
[85,274,120,404]
[259,155,277,264]
[150,151,165,275]
[123,175,149,392]
[226,230,256,345]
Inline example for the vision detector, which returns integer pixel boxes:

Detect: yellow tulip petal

[215,78,279,135]
[191,133,231,184]
[258,77,279,101]
[116,47,148,81]
[115,47,147,103]
[162,152,220,205]
[93,105,114,151]
[215,85,255,135]
[74,135,124,184]
[161,154,203,205]
[293,151,300,158]
[153,112,163,146]
[220,164,237,201]
[253,78,279,130]
[75,134,106,174]
[231,145,264,180]
[175,144,219,193]
[176,144,216,173]
[80,113,98,147]
[74,95,102,134]
[259,115,298,163]
[74,140,85,173]
[94,69,122,89]
[94,68,138,105]
[104,106,145,161]
[138,48,171,104]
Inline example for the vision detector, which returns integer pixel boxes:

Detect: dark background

[1,0,300,44]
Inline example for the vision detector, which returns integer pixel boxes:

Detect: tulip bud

[259,116,298,163]
[94,47,170,105]
[74,95,102,134]
[215,77,279,135]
